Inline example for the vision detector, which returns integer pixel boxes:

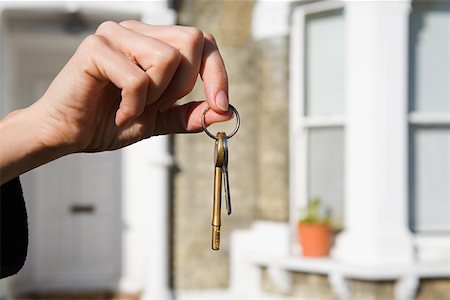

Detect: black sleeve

[1,177,28,279]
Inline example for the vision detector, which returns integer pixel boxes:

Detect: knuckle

[183,27,204,43]
[152,46,180,67]
[96,21,118,35]
[203,32,217,44]
[179,27,204,50]
[119,19,139,28]
[165,46,182,65]
[80,34,106,50]
[126,72,149,91]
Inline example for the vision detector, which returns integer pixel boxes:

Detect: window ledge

[246,254,450,299]
[248,254,450,280]
[230,222,450,299]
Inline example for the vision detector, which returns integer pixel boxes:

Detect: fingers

[77,21,230,134]
[119,22,204,111]
[119,21,229,114]
[153,101,233,135]
[76,35,149,127]
[95,21,181,105]
[199,33,229,113]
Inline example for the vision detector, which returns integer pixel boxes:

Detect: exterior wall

[173,0,450,298]
[174,0,290,290]
[174,0,259,290]
[254,36,290,221]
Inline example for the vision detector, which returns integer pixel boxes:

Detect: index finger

[200,33,229,114]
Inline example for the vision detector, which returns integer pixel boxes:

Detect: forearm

[0,106,66,184]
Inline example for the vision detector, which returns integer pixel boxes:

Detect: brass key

[202,104,240,251]
[212,132,226,250]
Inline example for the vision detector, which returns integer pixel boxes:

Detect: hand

[31,21,232,154]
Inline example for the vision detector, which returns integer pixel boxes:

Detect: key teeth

[212,225,221,250]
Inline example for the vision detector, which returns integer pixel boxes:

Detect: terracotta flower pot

[298,223,331,257]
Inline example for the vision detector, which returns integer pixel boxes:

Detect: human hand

[30,21,232,154]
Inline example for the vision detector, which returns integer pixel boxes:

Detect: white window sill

[230,222,450,300]
[248,254,450,280]
[245,254,450,300]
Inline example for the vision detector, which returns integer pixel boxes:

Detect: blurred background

[0,0,449,299]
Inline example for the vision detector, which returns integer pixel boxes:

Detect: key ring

[201,104,240,140]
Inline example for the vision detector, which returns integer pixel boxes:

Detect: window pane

[410,2,450,113]
[305,9,345,116]
[411,127,450,232]
[308,127,345,227]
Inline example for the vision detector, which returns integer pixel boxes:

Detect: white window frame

[409,113,450,260]
[289,0,346,254]
[407,2,450,259]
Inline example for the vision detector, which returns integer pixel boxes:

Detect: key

[212,132,226,250]
[222,135,232,215]
[202,104,240,251]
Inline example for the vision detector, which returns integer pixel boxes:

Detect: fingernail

[215,90,229,112]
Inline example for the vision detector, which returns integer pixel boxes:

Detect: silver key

[222,134,232,215]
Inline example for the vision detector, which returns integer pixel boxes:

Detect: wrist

[0,105,69,184]
[27,100,78,156]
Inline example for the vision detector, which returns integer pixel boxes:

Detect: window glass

[411,126,450,232]
[307,127,345,228]
[305,9,345,116]
[410,3,450,113]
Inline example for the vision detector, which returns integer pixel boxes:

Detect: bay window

[409,1,450,233]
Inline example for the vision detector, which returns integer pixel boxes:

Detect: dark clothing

[0,177,28,278]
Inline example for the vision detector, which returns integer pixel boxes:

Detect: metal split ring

[201,104,240,140]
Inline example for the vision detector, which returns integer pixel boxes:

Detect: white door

[7,24,122,291]
[31,151,121,289]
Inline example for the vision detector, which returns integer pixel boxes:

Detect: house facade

[174,0,450,299]
[0,0,449,300]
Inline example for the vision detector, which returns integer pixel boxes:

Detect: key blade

[221,134,231,215]
[223,166,231,215]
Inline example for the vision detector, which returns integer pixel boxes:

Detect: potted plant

[298,198,332,257]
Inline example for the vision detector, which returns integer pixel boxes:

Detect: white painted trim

[288,6,305,255]
[230,222,290,295]
[289,0,345,256]
[252,0,293,40]
[299,0,344,14]
[249,255,450,280]
[409,112,450,125]
[303,116,345,128]
[332,0,414,266]
[0,1,174,17]
[229,221,449,300]
[121,137,174,300]
[414,234,450,262]
[0,1,177,27]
